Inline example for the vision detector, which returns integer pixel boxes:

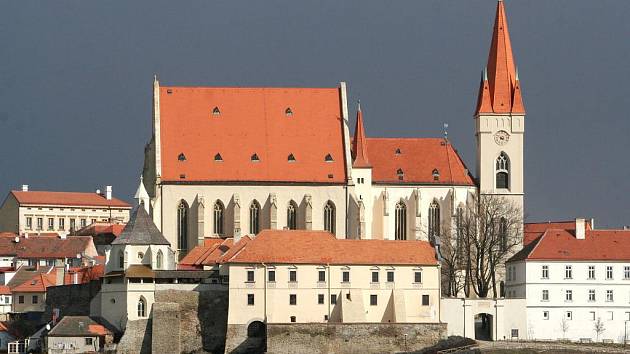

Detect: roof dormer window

[285,107,293,116]
[214,153,223,162]
[288,153,296,162]
[178,153,186,161]
[325,154,334,162]
[251,153,260,162]
[397,168,404,181]
[212,106,221,116]
[432,169,440,181]
[395,148,401,155]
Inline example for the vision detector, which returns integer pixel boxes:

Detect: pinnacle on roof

[134,175,149,201]
[352,101,371,168]
[111,206,170,246]
[476,0,525,115]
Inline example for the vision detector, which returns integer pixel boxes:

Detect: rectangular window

[290,316,296,323]
[422,294,430,306]
[247,294,254,305]
[370,295,377,306]
[588,289,596,302]
[624,266,630,280]
[37,218,43,230]
[542,290,549,301]
[70,219,76,230]
[268,270,275,282]
[565,290,573,302]
[387,271,394,283]
[606,290,614,302]
[565,265,572,279]
[342,271,350,283]
[331,294,337,305]
[414,271,422,283]
[246,270,255,282]
[626,312,630,321]
[590,311,596,321]
[541,265,549,279]
[289,294,297,305]
[26,217,32,230]
[543,311,549,320]
[80,219,87,228]
[606,266,613,280]
[566,311,572,320]
[371,271,379,283]
[318,294,324,305]
[18,296,24,304]
[58,218,65,230]
[318,270,326,282]
[47,218,54,230]
[91,218,96,224]
[85,338,93,346]
[588,266,595,280]
[289,270,297,282]
[32,295,38,304]
[608,311,614,320]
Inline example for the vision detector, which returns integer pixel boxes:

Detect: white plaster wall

[227,263,440,325]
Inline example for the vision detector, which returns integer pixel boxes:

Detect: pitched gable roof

[0,234,95,259]
[111,207,170,246]
[48,316,112,337]
[159,86,347,183]
[227,230,438,265]
[12,273,56,293]
[11,191,130,208]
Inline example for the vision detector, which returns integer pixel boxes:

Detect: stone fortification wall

[116,319,152,354]
[43,280,101,323]
[225,322,446,354]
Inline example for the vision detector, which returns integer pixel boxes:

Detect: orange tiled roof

[227,230,438,265]
[0,285,11,295]
[523,220,591,246]
[510,228,630,262]
[159,86,347,183]
[0,234,95,259]
[364,138,474,185]
[75,223,126,237]
[476,0,525,115]
[179,237,253,268]
[11,191,130,208]
[12,273,56,293]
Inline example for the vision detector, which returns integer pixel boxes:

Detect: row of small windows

[249,268,422,284]
[178,153,335,163]
[209,107,294,117]
[246,293,430,307]
[26,216,94,231]
[540,289,617,303]
[538,265,630,280]
[395,169,440,181]
[541,310,630,322]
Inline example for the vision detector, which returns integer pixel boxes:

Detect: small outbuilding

[45,316,112,353]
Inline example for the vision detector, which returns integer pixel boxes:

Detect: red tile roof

[364,138,474,185]
[352,105,370,168]
[11,191,130,208]
[227,230,438,265]
[0,234,97,259]
[12,273,56,293]
[0,285,11,295]
[179,237,253,268]
[476,0,524,115]
[523,220,591,246]
[11,265,103,293]
[74,223,126,237]
[159,86,347,183]
[510,226,630,262]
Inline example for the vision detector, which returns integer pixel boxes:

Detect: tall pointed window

[156,250,163,269]
[395,200,407,240]
[249,200,260,234]
[456,206,464,265]
[214,200,225,236]
[177,200,189,253]
[137,296,147,317]
[496,152,510,189]
[428,201,440,241]
[499,217,508,252]
[287,201,298,230]
[324,201,336,235]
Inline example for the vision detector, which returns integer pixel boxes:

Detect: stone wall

[116,319,152,354]
[225,323,447,354]
[43,280,101,323]
[151,302,181,354]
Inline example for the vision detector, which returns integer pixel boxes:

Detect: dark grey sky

[2,1,629,227]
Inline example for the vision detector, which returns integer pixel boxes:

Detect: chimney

[96,189,101,195]
[55,266,65,286]
[105,186,112,200]
[575,218,586,240]
[21,185,28,192]
[59,232,67,240]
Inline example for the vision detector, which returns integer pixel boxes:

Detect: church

[141,0,525,259]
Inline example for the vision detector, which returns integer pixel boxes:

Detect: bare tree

[560,317,570,340]
[456,194,523,298]
[437,221,466,297]
[594,317,605,342]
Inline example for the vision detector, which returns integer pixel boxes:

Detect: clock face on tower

[494,130,510,146]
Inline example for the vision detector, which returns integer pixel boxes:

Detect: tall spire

[352,101,371,168]
[476,0,525,115]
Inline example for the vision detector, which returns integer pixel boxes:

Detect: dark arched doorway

[236,320,266,354]
[474,313,493,341]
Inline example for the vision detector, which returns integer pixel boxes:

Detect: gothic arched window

[395,200,407,240]
[156,250,163,270]
[428,201,440,241]
[214,200,225,236]
[249,200,261,235]
[496,152,510,189]
[324,201,336,235]
[177,200,189,253]
[287,201,297,230]
[137,297,147,318]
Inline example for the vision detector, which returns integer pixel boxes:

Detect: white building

[225,229,441,326]
[0,186,131,234]
[506,219,630,343]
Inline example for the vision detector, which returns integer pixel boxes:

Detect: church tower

[475,0,525,214]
